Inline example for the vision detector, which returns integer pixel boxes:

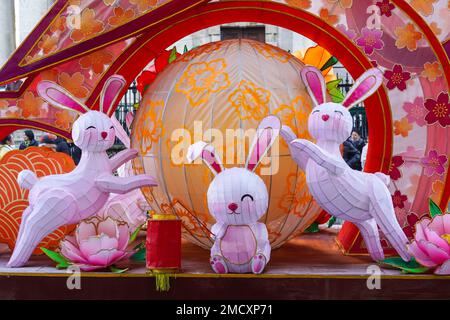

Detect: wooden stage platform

[1,229,449,300]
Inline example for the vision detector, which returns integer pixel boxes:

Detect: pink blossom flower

[408,214,450,275]
[376,0,395,17]
[384,64,411,91]
[420,150,448,177]
[402,212,421,239]
[392,190,408,208]
[356,27,384,55]
[424,92,450,127]
[403,97,426,127]
[60,216,134,271]
[389,155,404,180]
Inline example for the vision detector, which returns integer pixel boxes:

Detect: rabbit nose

[228,203,238,211]
[101,131,108,139]
[322,114,330,121]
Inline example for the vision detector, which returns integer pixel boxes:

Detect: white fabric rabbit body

[281,66,411,262]
[7,76,157,268]
[187,115,281,274]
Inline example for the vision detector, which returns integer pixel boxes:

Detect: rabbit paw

[210,255,228,274]
[251,253,267,274]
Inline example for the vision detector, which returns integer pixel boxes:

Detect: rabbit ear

[300,66,326,106]
[343,68,383,108]
[100,75,127,115]
[246,115,281,172]
[187,141,224,176]
[110,114,130,148]
[37,80,89,114]
[125,111,134,131]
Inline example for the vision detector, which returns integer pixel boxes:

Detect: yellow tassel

[155,273,170,292]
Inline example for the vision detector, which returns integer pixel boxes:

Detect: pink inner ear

[305,70,324,105]
[44,86,87,114]
[247,129,272,171]
[201,149,222,174]
[102,78,126,114]
[343,75,377,108]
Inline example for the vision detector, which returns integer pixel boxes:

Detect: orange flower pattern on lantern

[0,100,8,111]
[129,0,158,12]
[319,8,339,25]
[327,0,353,9]
[55,109,77,131]
[176,59,231,108]
[58,72,89,99]
[70,8,105,43]
[274,95,313,143]
[179,42,224,62]
[79,49,114,74]
[37,34,58,55]
[49,16,66,33]
[161,200,212,240]
[252,41,290,63]
[228,80,271,121]
[410,0,437,16]
[40,68,59,82]
[17,92,44,118]
[394,23,423,52]
[421,62,443,82]
[429,22,442,36]
[135,99,164,154]
[394,117,413,137]
[108,7,136,27]
[285,0,312,9]
[278,172,313,217]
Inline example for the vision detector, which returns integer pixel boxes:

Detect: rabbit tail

[17,170,38,190]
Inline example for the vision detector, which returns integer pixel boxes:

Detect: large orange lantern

[131,39,323,249]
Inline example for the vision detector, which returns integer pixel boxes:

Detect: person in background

[54,137,71,156]
[343,139,361,170]
[40,134,71,156]
[0,135,15,161]
[68,142,82,165]
[19,130,39,150]
[350,130,365,154]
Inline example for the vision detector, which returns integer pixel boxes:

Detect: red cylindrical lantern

[146,214,181,271]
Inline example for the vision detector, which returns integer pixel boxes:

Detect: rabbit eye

[110,126,114,129]
[241,194,254,202]
[312,110,320,114]
[86,126,96,130]
[334,110,343,115]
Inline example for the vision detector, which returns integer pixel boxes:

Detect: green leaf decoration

[326,79,345,103]
[129,226,142,243]
[41,247,71,269]
[327,216,337,228]
[183,45,188,54]
[305,222,320,233]
[429,198,443,218]
[155,273,171,292]
[320,56,338,71]
[131,246,146,262]
[109,265,129,274]
[379,257,429,274]
[168,46,178,64]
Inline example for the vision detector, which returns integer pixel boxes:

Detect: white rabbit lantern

[187,115,280,274]
[281,66,411,262]
[7,75,158,268]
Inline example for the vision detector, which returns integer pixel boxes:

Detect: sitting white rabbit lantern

[7,75,157,268]
[281,66,411,262]
[187,115,281,274]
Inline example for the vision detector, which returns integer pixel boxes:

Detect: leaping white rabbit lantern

[281,66,411,262]
[187,115,281,274]
[7,75,157,268]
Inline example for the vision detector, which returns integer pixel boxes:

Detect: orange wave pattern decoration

[0,147,76,255]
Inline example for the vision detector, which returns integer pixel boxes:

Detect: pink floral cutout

[384,64,411,91]
[389,155,405,181]
[403,97,426,127]
[356,27,384,55]
[420,150,448,177]
[424,92,450,127]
